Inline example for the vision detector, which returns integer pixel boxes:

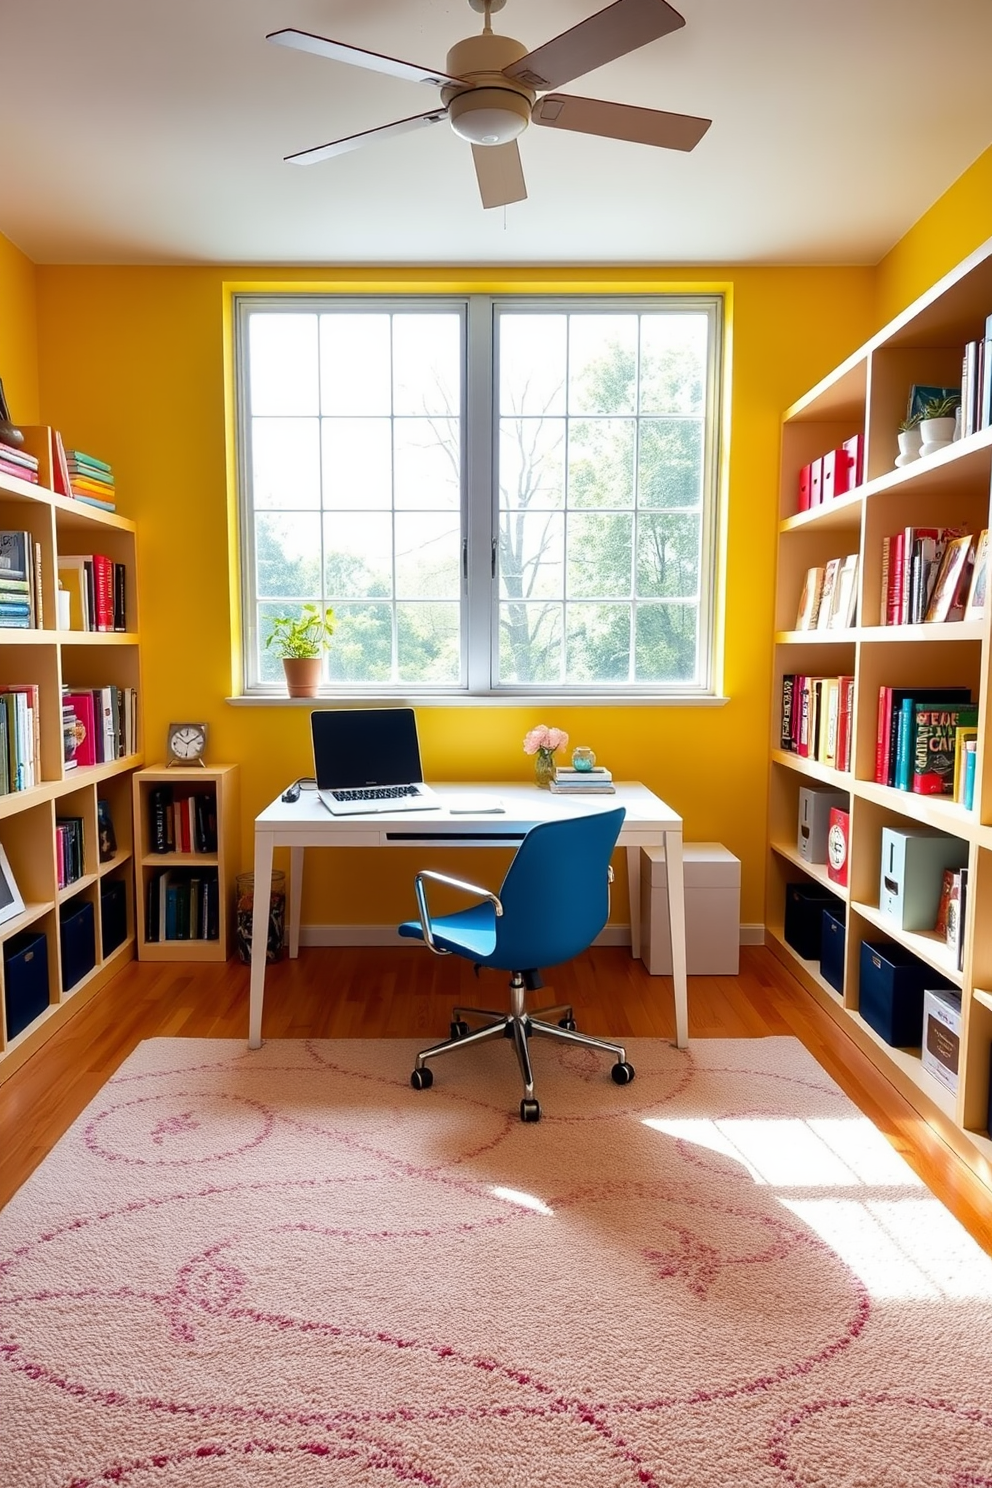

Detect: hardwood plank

[2,945,991,1254]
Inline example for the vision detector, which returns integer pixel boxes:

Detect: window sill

[227,692,731,708]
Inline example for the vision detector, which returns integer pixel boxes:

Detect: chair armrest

[414,870,503,956]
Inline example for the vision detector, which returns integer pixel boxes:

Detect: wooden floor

[2,943,991,1251]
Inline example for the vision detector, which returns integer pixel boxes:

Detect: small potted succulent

[264,604,335,697]
[895,410,923,467]
[919,393,959,456]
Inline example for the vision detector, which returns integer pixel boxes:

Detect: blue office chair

[398,807,633,1122]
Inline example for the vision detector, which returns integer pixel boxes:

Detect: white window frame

[234,292,724,701]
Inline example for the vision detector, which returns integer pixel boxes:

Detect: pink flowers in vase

[523,724,569,788]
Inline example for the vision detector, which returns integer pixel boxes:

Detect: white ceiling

[2,0,992,267]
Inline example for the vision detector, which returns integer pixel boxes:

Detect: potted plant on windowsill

[264,604,335,697]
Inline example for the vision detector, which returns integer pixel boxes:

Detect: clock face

[168,723,207,761]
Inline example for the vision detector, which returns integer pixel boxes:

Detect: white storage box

[921,988,962,1095]
[640,842,741,976]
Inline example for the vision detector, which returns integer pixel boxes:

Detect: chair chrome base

[411,970,635,1122]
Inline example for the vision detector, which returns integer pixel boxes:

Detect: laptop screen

[311,708,425,791]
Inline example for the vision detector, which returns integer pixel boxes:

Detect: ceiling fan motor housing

[443,32,536,146]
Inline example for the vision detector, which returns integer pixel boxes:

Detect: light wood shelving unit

[132,764,240,961]
[0,425,142,1083]
[767,236,992,1187]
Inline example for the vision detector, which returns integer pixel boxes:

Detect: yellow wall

[26,263,874,927]
[0,233,39,426]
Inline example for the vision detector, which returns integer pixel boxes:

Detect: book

[0,457,38,484]
[66,448,113,476]
[964,529,989,620]
[953,727,979,802]
[780,674,796,751]
[835,675,854,772]
[935,868,956,939]
[911,702,979,795]
[0,530,31,582]
[925,534,975,622]
[62,691,98,767]
[554,765,612,780]
[72,494,117,513]
[51,429,73,499]
[874,686,971,787]
[963,740,978,810]
[827,553,858,629]
[549,781,616,794]
[815,558,841,630]
[795,567,824,630]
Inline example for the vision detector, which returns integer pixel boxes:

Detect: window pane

[566,604,631,682]
[500,418,564,510]
[636,513,701,598]
[255,512,320,599]
[567,513,632,598]
[394,418,460,511]
[397,603,460,683]
[499,603,562,684]
[635,602,698,682]
[499,511,564,600]
[568,315,637,415]
[251,418,320,511]
[249,315,318,415]
[393,314,460,416]
[325,603,394,683]
[640,313,708,415]
[567,419,634,509]
[395,514,460,598]
[638,418,704,509]
[323,512,394,599]
[319,314,391,415]
[499,315,566,415]
[321,419,392,510]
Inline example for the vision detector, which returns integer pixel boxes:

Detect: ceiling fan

[267,0,711,209]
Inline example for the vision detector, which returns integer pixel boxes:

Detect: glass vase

[534,750,556,789]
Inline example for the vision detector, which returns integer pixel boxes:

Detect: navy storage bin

[100,878,127,957]
[820,904,846,993]
[784,881,840,960]
[859,940,953,1048]
[59,898,96,992]
[3,929,49,1039]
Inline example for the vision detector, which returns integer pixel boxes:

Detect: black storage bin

[859,940,954,1048]
[784,881,840,960]
[100,878,128,957]
[820,904,846,993]
[3,929,49,1039]
[59,898,96,992]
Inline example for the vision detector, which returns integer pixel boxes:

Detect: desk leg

[664,828,689,1050]
[625,845,642,961]
[248,832,274,1050]
[288,847,304,959]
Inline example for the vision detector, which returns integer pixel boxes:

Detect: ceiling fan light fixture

[448,87,530,146]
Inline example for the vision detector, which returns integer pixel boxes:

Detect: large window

[236,294,722,697]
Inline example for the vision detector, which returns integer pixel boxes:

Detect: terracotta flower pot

[282,656,322,697]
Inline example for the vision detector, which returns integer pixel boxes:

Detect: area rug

[3,1035,992,1487]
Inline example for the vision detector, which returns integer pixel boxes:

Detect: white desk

[247,781,688,1051]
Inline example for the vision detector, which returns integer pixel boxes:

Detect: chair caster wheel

[611,1061,635,1085]
[558,1017,577,1031]
[411,1066,434,1090]
[520,1098,541,1122]
[450,1019,469,1040]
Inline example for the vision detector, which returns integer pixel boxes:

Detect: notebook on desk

[311,707,442,816]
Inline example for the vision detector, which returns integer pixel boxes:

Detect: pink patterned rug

[3,1035,992,1487]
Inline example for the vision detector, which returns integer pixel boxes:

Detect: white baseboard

[300,924,767,949]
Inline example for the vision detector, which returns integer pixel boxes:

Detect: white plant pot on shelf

[919,416,956,457]
[895,428,922,467]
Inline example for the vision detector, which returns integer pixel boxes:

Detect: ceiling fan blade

[503,0,686,91]
[471,141,527,209]
[267,28,461,89]
[533,93,710,151]
[285,110,447,165]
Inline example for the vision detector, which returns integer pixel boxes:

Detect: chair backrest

[491,807,626,971]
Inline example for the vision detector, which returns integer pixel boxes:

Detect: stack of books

[0,440,39,485]
[0,530,37,629]
[549,765,616,795]
[66,449,116,511]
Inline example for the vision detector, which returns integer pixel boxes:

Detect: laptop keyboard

[330,785,421,802]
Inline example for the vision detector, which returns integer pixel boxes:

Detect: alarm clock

[166,721,208,766]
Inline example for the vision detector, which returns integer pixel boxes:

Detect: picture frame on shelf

[964,529,989,622]
[0,844,26,928]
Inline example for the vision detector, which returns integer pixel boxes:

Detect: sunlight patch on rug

[3,1034,992,1487]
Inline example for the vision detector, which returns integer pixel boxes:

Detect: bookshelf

[768,236,992,1188]
[0,425,142,1084]
[132,764,240,961]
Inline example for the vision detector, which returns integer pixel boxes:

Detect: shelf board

[851,779,977,836]
[770,840,847,899]
[852,899,964,986]
[775,628,858,645]
[770,750,851,789]
[0,900,56,944]
[973,989,992,1014]
[846,1008,958,1122]
[57,873,98,905]
[857,621,985,644]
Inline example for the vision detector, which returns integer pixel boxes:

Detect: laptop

[311,707,442,816]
